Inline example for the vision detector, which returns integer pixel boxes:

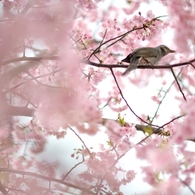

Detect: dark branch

[170,68,186,101]
[110,68,159,127]
[82,59,195,69]
[178,177,195,194]
[2,56,194,71]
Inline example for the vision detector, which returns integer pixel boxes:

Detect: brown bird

[121,45,175,75]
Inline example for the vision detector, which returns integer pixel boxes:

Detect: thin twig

[170,68,186,101]
[110,68,159,127]
[67,125,91,156]
[151,86,173,123]
[88,29,108,59]
[5,69,62,93]
[151,69,184,123]
[62,155,85,181]
[88,16,166,61]
[190,63,195,69]
[178,177,195,195]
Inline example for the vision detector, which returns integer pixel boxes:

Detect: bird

[121,45,175,75]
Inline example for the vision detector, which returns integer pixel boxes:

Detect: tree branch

[0,168,95,195]
[83,58,195,70]
[101,118,169,136]
[0,54,58,88]
[178,177,195,195]
[2,56,194,71]
[170,68,186,101]
[136,114,185,145]
[88,16,166,60]
[110,68,159,127]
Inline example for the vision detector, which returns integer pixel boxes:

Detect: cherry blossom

[0,0,194,194]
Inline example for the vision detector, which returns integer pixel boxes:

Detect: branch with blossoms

[110,68,152,125]
[0,12,192,142]
[1,54,193,100]
[61,126,90,180]
[150,73,180,123]
[93,116,186,195]
[87,15,167,61]
[0,54,193,137]
[83,58,195,70]
[2,55,195,70]
[101,115,188,142]
[84,58,194,124]
[109,64,187,126]
[1,0,195,194]
[84,59,194,104]
[0,168,96,195]
[135,114,185,145]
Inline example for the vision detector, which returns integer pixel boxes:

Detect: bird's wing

[133,47,158,57]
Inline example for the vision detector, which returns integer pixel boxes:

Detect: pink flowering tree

[0,0,195,194]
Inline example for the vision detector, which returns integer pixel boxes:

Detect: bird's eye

[160,47,167,56]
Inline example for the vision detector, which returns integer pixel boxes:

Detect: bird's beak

[170,49,176,53]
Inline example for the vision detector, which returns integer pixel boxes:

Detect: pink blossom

[150,177,181,195]
[174,96,195,142]
[142,165,158,186]
[121,170,136,185]
[0,0,195,194]
[78,171,94,182]
[151,95,161,104]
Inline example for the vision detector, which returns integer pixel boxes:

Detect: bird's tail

[121,63,137,76]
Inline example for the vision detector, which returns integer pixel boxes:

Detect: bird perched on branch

[121,45,175,75]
